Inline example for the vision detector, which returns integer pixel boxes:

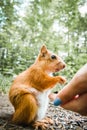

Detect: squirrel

[9,45,66,129]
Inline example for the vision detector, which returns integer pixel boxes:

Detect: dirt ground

[0,93,87,130]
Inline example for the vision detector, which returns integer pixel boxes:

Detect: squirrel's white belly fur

[28,87,51,121]
[36,89,51,121]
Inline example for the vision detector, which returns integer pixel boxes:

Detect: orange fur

[9,45,66,127]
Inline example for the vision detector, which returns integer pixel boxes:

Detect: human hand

[49,64,87,116]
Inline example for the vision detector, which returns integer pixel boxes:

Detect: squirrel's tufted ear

[40,45,47,57]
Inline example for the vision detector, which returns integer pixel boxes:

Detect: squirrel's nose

[63,64,66,68]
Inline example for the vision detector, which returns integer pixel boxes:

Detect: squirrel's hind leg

[12,94,38,125]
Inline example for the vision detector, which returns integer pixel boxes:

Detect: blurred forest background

[0,0,87,93]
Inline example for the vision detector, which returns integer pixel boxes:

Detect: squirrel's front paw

[58,76,66,84]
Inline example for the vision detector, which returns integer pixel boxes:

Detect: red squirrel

[9,45,66,129]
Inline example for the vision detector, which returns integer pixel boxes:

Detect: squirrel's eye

[51,55,56,59]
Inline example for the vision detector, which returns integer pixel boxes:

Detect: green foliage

[0,0,20,27]
[0,74,13,93]
[0,0,87,93]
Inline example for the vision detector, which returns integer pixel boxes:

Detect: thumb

[54,76,87,106]
[54,64,87,106]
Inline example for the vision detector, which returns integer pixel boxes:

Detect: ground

[0,93,87,130]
